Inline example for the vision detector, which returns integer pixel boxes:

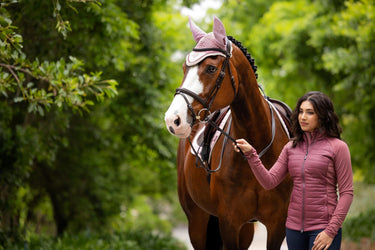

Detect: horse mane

[227,36,258,79]
[227,36,293,137]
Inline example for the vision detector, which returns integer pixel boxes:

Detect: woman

[234,91,353,250]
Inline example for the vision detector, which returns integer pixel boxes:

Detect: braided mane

[227,36,258,79]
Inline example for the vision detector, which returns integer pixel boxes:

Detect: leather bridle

[175,40,237,125]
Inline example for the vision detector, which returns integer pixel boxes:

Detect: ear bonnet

[186,17,232,66]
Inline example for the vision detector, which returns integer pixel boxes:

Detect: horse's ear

[189,17,206,43]
[213,16,227,47]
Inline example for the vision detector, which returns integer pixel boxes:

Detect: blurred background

[0,0,374,249]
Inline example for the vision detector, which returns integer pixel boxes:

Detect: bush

[343,208,375,242]
[4,230,187,250]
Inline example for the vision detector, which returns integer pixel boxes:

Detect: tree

[0,0,201,243]
[1,0,118,242]
[1,0,200,245]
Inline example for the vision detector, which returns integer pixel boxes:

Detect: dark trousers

[286,228,342,250]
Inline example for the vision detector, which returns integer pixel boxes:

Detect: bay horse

[164,17,293,250]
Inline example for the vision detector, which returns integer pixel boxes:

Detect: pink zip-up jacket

[245,131,353,238]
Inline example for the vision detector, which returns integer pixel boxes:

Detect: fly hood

[186,16,232,66]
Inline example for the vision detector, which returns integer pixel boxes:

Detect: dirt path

[173,222,288,250]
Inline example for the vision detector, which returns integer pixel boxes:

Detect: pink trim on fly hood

[186,16,231,66]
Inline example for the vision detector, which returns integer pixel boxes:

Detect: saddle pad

[191,109,232,158]
[268,100,291,139]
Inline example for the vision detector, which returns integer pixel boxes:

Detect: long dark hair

[291,91,342,147]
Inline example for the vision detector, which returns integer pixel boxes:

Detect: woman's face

[299,100,319,132]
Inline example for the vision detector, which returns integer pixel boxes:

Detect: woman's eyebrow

[299,108,315,111]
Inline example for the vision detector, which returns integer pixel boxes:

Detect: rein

[176,40,276,173]
[189,97,275,174]
[189,115,234,174]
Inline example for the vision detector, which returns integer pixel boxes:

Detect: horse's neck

[230,73,272,151]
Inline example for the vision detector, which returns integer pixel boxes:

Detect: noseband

[175,41,237,125]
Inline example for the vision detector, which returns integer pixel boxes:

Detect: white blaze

[164,66,204,138]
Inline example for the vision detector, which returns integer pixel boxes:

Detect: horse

[164,17,293,250]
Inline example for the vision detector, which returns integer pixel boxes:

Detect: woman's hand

[312,231,333,250]
[233,139,254,154]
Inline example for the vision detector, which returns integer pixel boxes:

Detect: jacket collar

[303,129,325,145]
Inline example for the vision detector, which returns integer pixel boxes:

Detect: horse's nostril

[169,126,175,134]
[174,117,181,127]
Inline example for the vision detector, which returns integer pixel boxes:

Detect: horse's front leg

[178,182,214,249]
[185,205,224,250]
[258,191,289,250]
[239,222,255,250]
[186,206,211,250]
[219,217,250,250]
[264,217,286,250]
[178,180,222,249]
[258,181,291,250]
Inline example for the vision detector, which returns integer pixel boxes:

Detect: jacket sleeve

[244,143,290,190]
[324,140,354,238]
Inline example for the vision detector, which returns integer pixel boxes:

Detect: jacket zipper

[301,149,308,233]
[301,133,315,233]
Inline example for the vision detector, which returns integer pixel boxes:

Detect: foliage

[343,207,375,242]
[0,2,118,115]
[343,182,375,240]
[219,0,281,38]
[1,0,120,244]
[0,0,194,245]
[3,229,186,250]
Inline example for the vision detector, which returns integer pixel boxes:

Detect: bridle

[175,40,276,173]
[175,40,237,125]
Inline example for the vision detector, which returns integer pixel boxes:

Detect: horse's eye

[206,65,217,74]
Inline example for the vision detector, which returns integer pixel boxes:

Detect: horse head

[165,17,239,138]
